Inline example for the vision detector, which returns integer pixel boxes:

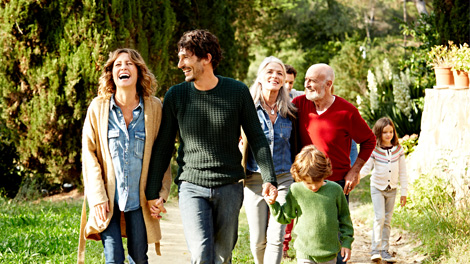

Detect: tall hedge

[433,0,470,45]
[0,0,259,193]
[0,0,176,186]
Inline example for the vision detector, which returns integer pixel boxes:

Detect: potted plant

[451,43,470,89]
[428,43,454,88]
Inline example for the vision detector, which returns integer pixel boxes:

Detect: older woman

[241,56,299,264]
[78,48,171,264]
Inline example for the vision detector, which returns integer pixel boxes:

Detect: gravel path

[148,200,191,263]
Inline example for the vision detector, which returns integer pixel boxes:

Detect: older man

[292,63,375,263]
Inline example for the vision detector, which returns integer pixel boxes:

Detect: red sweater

[293,95,376,182]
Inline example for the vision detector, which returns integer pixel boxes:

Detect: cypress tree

[433,0,470,45]
[0,0,176,190]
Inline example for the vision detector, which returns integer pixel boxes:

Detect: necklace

[264,102,277,115]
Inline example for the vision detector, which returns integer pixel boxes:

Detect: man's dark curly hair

[177,29,222,69]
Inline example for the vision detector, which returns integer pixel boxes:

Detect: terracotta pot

[452,70,469,89]
[434,67,454,88]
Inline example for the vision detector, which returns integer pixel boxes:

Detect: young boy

[264,145,354,264]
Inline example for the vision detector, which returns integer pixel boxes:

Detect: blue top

[108,95,145,212]
[246,102,293,175]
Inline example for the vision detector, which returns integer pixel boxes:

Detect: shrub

[357,59,423,137]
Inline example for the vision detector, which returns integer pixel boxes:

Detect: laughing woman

[241,56,299,264]
[78,48,171,264]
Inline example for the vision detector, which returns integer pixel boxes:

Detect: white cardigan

[360,145,408,196]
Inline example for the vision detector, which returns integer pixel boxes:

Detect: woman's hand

[148,197,167,219]
[94,201,109,222]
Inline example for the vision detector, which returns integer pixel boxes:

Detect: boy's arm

[268,189,297,224]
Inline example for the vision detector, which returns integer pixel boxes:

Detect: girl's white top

[360,145,408,196]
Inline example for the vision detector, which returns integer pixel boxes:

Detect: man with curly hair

[146,29,277,263]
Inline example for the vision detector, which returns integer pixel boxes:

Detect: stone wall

[407,89,470,204]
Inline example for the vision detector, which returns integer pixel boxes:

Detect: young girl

[264,145,354,264]
[360,117,408,263]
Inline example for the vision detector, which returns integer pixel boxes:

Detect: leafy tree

[0,0,176,192]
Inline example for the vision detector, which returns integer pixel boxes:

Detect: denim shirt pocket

[134,131,146,159]
[279,122,292,142]
[108,129,120,158]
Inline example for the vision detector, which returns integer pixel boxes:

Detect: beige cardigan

[77,96,172,263]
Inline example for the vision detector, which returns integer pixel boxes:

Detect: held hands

[400,196,407,207]
[147,197,167,219]
[94,201,109,222]
[341,247,351,262]
[262,182,278,205]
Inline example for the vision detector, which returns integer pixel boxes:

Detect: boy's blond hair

[291,145,332,182]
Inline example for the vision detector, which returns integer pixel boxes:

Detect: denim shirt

[108,95,145,212]
[246,102,293,175]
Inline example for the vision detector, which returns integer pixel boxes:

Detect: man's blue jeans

[178,181,244,264]
[101,204,148,264]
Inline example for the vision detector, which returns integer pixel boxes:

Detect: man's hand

[147,197,167,219]
[94,201,109,222]
[344,157,365,195]
[262,182,278,205]
[344,169,359,195]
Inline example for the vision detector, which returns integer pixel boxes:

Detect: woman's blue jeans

[178,181,244,264]
[100,204,148,264]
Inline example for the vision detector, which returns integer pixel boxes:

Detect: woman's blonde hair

[372,117,399,147]
[250,56,296,119]
[97,48,157,98]
[291,145,332,183]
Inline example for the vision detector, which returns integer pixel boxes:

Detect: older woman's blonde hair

[250,56,296,119]
[98,48,157,98]
[291,145,332,183]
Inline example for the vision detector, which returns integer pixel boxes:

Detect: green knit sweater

[146,76,276,200]
[269,181,354,263]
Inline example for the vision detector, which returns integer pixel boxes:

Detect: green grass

[0,197,104,263]
[233,206,296,264]
[392,171,470,263]
[3,170,469,263]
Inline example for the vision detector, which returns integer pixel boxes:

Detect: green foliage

[450,42,470,72]
[0,124,22,198]
[399,134,419,156]
[0,197,104,263]
[433,0,470,45]
[393,171,470,262]
[399,13,438,90]
[427,44,453,67]
[0,0,176,189]
[357,59,423,137]
[329,37,368,103]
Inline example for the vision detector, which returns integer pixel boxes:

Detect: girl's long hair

[372,117,399,147]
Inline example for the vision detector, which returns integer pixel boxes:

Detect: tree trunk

[413,0,428,15]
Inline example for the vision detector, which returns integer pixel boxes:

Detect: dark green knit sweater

[146,76,276,200]
[269,181,354,263]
